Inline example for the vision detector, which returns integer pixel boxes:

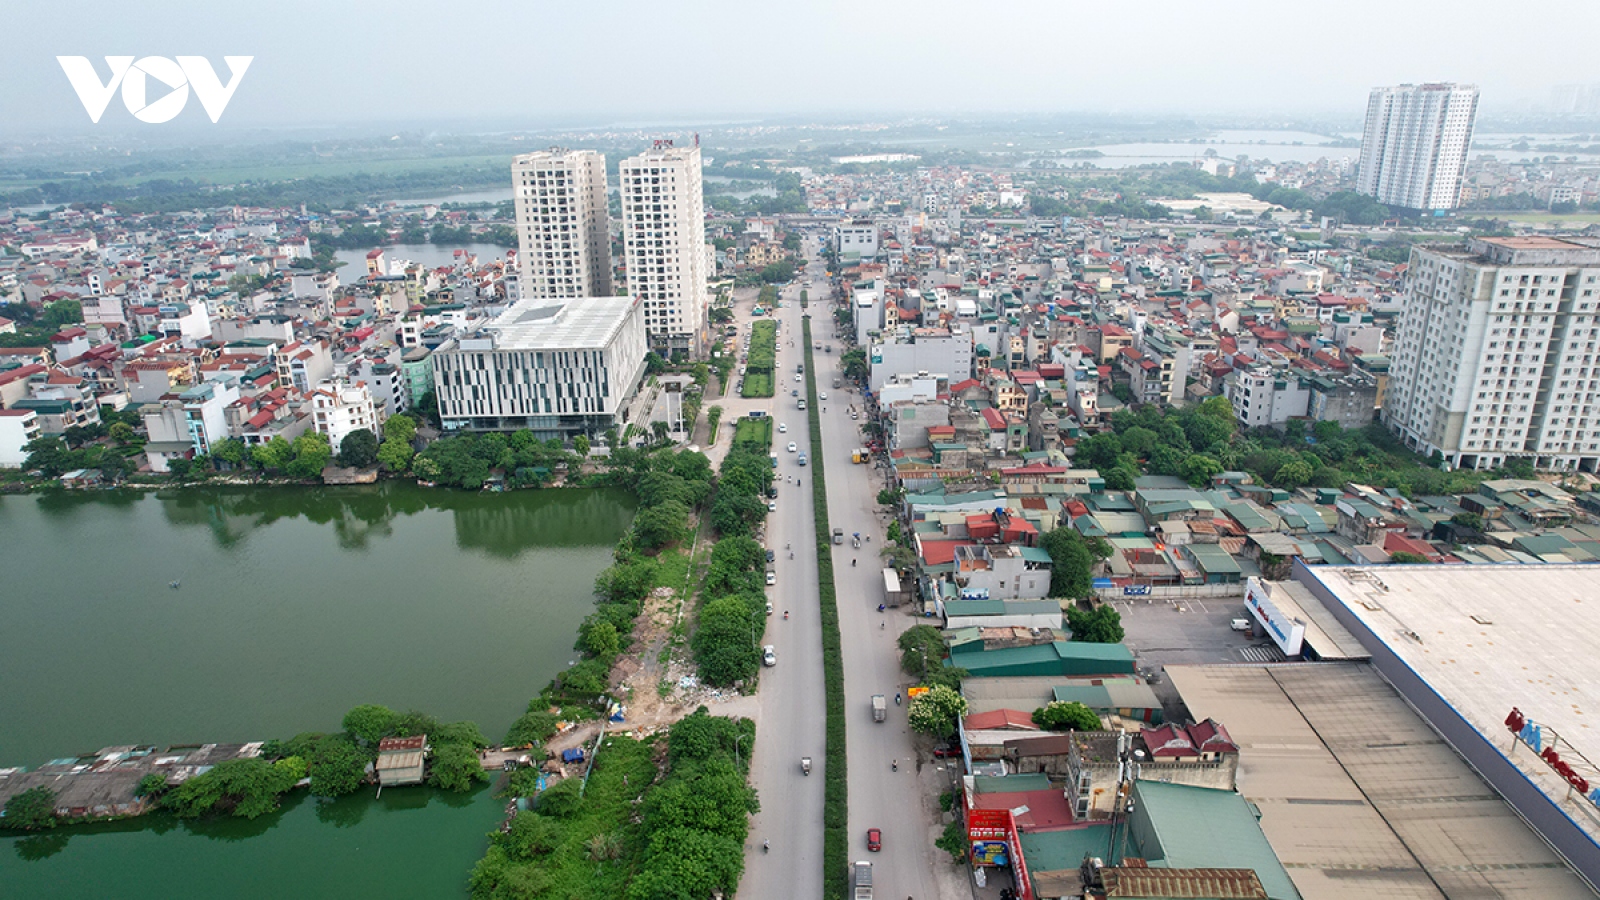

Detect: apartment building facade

[1357,83,1479,211]
[512,149,613,300]
[619,145,708,358]
[1385,237,1600,471]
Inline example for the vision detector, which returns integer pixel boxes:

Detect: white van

[1230,618,1252,632]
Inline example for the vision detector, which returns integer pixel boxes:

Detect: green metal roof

[1017,825,1114,874]
[1128,781,1300,900]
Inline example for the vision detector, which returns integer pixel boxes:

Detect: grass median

[802,316,849,900]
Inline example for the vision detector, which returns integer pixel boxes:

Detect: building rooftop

[476,295,639,351]
[1166,661,1596,900]
[1304,564,1600,851]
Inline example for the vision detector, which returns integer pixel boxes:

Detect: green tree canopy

[907,685,968,739]
[342,704,397,745]
[4,786,57,830]
[1032,700,1102,731]
[1041,528,1113,598]
[1066,604,1125,643]
[337,428,379,468]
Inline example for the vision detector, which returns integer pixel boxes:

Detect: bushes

[691,441,772,686]
[627,709,756,900]
[802,319,850,899]
[741,320,777,398]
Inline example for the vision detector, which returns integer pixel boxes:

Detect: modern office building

[432,295,647,439]
[1356,83,1479,212]
[1384,236,1600,471]
[619,144,709,358]
[511,148,613,300]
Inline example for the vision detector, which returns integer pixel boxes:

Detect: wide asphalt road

[740,257,827,899]
[804,247,943,900]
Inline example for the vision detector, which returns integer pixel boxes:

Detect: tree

[4,786,57,830]
[1272,459,1313,490]
[428,742,488,791]
[378,436,414,473]
[1102,465,1138,491]
[382,414,416,445]
[1120,426,1158,457]
[1389,551,1430,564]
[935,819,968,865]
[212,438,247,468]
[286,433,332,479]
[108,421,136,445]
[22,436,73,477]
[1450,512,1484,531]
[342,704,397,746]
[583,620,621,658]
[1040,528,1113,598]
[898,625,948,681]
[1066,604,1125,643]
[1032,701,1102,732]
[908,685,968,739]
[252,436,293,472]
[337,428,379,468]
[307,736,370,797]
[573,434,590,458]
[633,500,690,550]
[1179,454,1222,487]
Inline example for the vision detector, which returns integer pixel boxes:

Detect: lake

[0,483,635,897]
[333,242,514,275]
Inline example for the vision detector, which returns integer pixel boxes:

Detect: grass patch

[741,320,778,398]
[732,417,774,449]
[803,316,850,900]
[470,734,659,898]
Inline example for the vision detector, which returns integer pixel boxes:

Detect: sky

[4,0,1599,135]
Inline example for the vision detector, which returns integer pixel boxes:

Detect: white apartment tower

[1384,237,1600,472]
[512,149,613,299]
[1357,83,1479,212]
[620,143,709,358]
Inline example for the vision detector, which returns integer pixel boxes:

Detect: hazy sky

[5,0,1598,133]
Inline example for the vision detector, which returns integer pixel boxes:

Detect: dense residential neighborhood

[5,102,1600,900]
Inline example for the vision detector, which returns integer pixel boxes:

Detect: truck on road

[871,694,886,722]
[852,860,873,900]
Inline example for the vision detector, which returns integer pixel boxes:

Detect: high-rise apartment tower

[1357,83,1479,212]
[511,149,613,299]
[1385,237,1600,472]
[619,144,708,358]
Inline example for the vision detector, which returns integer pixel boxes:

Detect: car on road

[787,441,798,453]
[819,391,828,400]
[765,601,773,615]
[765,570,777,586]
[797,452,807,466]
[795,373,803,382]
[866,828,881,852]
[762,645,777,666]
[778,422,787,432]
[768,500,777,511]
[765,549,776,563]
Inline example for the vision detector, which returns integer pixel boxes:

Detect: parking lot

[1106,592,1285,721]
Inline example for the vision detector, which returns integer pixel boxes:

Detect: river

[0,482,635,898]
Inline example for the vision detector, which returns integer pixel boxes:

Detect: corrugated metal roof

[1102,867,1267,899]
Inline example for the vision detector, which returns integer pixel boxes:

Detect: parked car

[1231,618,1252,632]
[866,828,881,852]
[931,743,960,758]
[766,571,777,586]
[768,500,777,512]
[762,645,777,666]
[765,549,776,563]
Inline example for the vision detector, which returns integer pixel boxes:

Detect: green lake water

[0,483,634,897]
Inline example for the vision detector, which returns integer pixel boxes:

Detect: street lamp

[733,733,751,769]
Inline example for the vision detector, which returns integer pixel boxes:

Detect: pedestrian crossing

[1239,645,1287,663]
